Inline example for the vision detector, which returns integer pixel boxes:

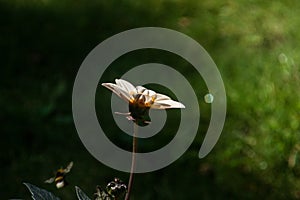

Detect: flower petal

[136,86,147,94]
[143,89,156,97]
[115,79,136,94]
[102,79,185,110]
[155,93,172,101]
[102,83,132,102]
[151,99,185,109]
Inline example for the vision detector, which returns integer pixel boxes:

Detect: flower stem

[125,123,138,200]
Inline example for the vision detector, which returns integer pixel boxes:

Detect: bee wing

[64,161,73,173]
[44,177,55,184]
[151,93,185,109]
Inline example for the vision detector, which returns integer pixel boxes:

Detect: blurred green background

[1,0,300,199]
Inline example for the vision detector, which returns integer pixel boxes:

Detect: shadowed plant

[101,79,185,199]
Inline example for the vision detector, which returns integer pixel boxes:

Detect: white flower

[102,79,184,126]
[101,79,185,109]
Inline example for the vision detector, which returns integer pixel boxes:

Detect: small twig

[125,123,138,200]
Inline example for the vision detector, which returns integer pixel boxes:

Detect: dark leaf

[75,186,91,200]
[23,183,60,200]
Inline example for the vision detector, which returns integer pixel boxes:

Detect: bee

[102,79,185,126]
[44,161,73,189]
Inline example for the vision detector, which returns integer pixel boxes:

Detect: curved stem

[125,123,138,200]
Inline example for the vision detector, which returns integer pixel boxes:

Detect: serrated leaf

[23,183,60,200]
[75,186,91,200]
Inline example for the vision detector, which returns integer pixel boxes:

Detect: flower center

[129,94,152,126]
